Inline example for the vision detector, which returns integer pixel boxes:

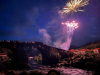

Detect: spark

[62,21,78,31]
[60,0,89,15]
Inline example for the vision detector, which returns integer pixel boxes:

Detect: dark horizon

[1,39,100,48]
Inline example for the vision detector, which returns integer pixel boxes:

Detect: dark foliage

[47,69,60,75]
[29,70,43,75]
[19,70,28,75]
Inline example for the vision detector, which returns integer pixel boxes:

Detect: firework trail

[39,21,78,50]
[57,0,89,50]
[39,0,89,50]
[61,21,78,50]
[60,0,89,15]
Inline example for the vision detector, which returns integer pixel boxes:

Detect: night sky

[0,0,100,47]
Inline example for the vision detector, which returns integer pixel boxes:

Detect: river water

[28,59,93,75]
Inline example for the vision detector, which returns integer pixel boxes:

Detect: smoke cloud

[39,19,74,51]
[39,27,72,50]
[39,29,52,45]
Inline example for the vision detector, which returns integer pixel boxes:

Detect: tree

[49,47,61,59]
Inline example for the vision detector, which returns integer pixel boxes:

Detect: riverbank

[28,59,94,75]
[29,66,93,75]
[0,53,99,75]
[29,53,100,75]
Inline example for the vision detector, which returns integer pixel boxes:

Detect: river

[28,59,93,75]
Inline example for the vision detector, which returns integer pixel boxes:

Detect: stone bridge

[0,41,73,65]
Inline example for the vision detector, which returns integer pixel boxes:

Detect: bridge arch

[0,41,73,65]
[26,42,72,65]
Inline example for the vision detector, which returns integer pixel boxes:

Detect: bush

[34,54,42,62]
[66,51,74,57]
[49,47,61,59]
[29,70,43,75]
[5,70,16,75]
[19,70,28,75]
[4,61,10,68]
[85,51,94,54]
[64,63,71,67]
[85,62,98,70]
[34,57,39,61]
[47,69,60,75]
[26,64,31,69]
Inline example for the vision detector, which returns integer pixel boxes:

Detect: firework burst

[60,0,89,15]
[62,21,78,33]
[60,21,78,50]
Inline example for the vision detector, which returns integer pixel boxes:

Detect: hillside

[78,40,100,49]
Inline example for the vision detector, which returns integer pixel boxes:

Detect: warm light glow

[62,22,64,25]
[62,21,78,29]
[60,0,89,14]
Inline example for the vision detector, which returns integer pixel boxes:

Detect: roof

[69,48,100,52]
[79,49,93,51]
[0,53,7,55]
[79,49,86,51]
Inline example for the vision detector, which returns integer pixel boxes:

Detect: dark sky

[0,0,100,47]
